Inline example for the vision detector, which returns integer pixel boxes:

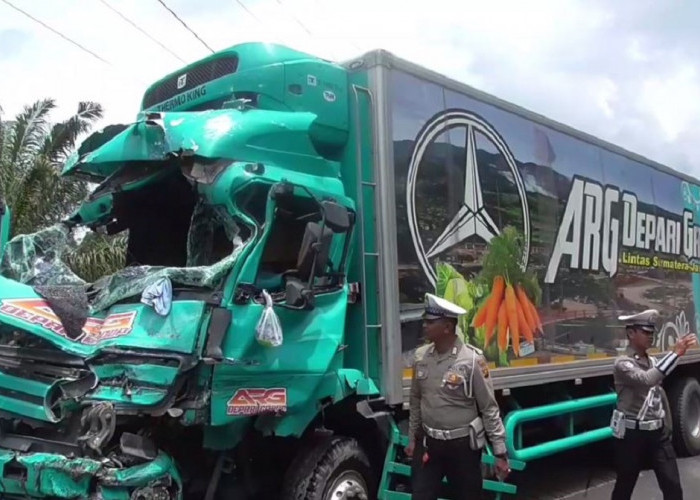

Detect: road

[500,441,700,499]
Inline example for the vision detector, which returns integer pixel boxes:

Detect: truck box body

[346,50,700,405]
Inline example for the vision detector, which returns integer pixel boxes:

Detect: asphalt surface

[562,457,700,500]
[499,441,700,499]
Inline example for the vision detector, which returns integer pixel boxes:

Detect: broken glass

[0,223,86,287]
[0,204,248,317]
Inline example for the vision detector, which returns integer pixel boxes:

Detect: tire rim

[690,391,700,439]
[326,470,368,499]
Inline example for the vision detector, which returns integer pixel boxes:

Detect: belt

[624,418,663,431]
[422,424,470,440]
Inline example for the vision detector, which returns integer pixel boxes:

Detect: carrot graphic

[483,276,506,340]
[484,294,501,344]
[515,285,537,334]
[504,283,519,348]
[516,300,533,343]
[527,299,544,334]
[472,297,488,328]
[492,276,505,301]
[497,300,509,352]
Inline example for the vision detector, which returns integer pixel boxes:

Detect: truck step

[378,421,526,500]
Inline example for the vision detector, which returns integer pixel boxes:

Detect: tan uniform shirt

[408,337,507,456]
[613,347,678,422]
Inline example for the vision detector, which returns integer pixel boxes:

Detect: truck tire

[281,435,375,500]
[669,377,700,457]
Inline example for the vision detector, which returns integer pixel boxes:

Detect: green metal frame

[504,393,616,462]
[379,393,618,498]
[377,420,526,499]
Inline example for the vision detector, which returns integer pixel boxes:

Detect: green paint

[504,393,617,461]
[91,363,180,386]
[0,204,10,258]
[378,418,526,499]
[0,41,375,496]
[0,39,617,497]
[0,290,206,359]
[0,449,180,498]
[88,385,169,406]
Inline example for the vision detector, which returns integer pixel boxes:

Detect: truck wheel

[281,435,374,500]
[669,377,700,457]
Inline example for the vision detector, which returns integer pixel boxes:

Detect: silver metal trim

[367,62,403,405]
[351,83,374,382]
[401,351,700,401]
[345,49,700,187]
[400,307,424,323]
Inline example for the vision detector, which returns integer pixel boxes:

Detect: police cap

[618,309,659,333]
[422,293,466,320]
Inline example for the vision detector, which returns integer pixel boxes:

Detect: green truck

[0,42,700,499]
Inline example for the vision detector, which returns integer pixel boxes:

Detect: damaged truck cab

[0,43,377,499]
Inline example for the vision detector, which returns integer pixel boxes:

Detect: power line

[234,0,263,25]
[1,0,110,65]
[155,0,215,54]
[273,0,362,55]
[274,0,312,36]
[100,0,186,63]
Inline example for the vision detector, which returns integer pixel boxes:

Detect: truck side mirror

[297,222,333,282]
[321,201,350,233]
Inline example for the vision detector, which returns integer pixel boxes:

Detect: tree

[0,98,101,235]
[0,99,126,281]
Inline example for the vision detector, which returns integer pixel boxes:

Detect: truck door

[212,182,354,426]
[251,183,352,337]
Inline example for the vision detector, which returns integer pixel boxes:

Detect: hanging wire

[100,0,186,63]
[1,0,110,65]
[155,0,215,53]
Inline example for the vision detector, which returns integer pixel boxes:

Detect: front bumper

[0,449,182,499]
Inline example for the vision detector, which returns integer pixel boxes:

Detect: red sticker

[227,388,288,416]
[0,298,136,345]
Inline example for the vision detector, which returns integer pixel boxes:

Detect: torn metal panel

[62,108,325,181]
[0,448,182,498]
[0,214,246,316]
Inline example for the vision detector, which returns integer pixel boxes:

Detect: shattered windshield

[0,164,251,338]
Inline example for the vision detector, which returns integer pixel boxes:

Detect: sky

[1,0,699,176]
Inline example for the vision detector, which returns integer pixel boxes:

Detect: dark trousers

[411,435,482,500]
[611,427,682,500]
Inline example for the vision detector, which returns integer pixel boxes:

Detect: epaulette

[613,355,636,370]
[464,342,483,356]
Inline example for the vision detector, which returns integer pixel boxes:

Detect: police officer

[610,309,697,500]
[405,293,509,500]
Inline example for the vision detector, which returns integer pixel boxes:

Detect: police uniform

[409,294,507,500]
[610,309,683,500]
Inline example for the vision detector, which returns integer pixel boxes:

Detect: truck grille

[142,55,239,109]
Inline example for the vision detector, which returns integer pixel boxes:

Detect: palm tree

[0,98,101,234]
[0,99,126,280]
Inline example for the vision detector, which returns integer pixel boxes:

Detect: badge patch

[478,357,490,378]
[0,298,136,345]
[227,388,288,416]
[442,370,465,390]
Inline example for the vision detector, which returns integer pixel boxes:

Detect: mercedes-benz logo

[406,109,531,287]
